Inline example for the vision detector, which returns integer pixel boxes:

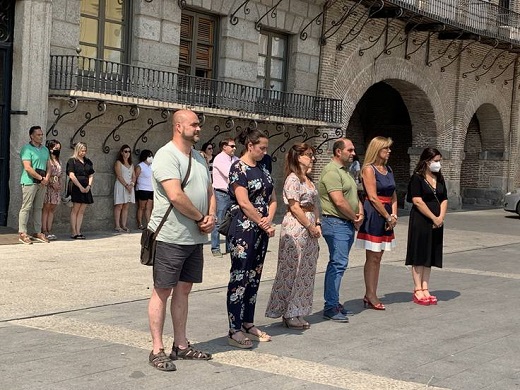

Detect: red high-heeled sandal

[423,289,438,305]
[363,296,386,310]
[412,289,430,306]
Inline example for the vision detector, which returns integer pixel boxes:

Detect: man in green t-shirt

[18,126,51,244]
[318,138,364,322]
[147,110,217,371]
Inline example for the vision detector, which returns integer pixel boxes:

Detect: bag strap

[153,151,193,236]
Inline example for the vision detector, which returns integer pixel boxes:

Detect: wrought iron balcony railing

[387,0,520,44]
[49,55,342,124]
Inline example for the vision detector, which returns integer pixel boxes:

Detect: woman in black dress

[66,142,95,239]
[405,148,447,306]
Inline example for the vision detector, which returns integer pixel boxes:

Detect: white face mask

[429,161,441,173]
[146,156,154,164]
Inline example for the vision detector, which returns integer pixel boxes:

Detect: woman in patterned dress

[226,128,277,349]
[265,143,321,330]
[356,136,397,310]
[42,139,62,240]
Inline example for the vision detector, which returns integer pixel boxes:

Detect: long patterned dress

[265,173,319,319]
[44,159,62,205]
[226,160,274,332]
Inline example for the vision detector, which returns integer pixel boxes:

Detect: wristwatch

[386,215,392,222]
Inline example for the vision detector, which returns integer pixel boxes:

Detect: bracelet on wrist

[305,222,312,229]
[315,221,322,227]
[196,215,205,223]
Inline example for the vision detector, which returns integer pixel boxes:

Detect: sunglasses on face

[123,150,131,153]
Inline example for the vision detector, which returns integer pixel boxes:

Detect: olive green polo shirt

[318,159,359,218]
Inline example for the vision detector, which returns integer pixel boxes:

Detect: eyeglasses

[123,150,131,153]
[303,152,315,158]
[227,144,237,148]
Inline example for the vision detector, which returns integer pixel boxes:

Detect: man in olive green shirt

[318,138,364,322]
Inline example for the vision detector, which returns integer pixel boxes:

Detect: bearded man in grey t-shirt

[147,109,216,371]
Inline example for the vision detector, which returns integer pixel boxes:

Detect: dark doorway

[347,82,413,207]
[0,0,14,225]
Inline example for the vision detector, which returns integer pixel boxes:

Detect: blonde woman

[66,142,94,239]
[356,136,397,310]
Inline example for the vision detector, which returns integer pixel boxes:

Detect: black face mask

[52,150,61,158]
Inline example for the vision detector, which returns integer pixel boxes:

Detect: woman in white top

[134,149,154,230]
[113,144,136,232]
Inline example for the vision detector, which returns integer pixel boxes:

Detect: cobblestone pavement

[1,209,519,390]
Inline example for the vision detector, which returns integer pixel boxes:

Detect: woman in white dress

[113,144,136,232]
[134,149,154,230]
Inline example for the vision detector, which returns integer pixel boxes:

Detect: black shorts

[136,190,153,201]
[153,242,204,288]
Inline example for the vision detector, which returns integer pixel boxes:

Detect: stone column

[7,0,53,228]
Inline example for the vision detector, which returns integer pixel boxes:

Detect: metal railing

[390,0,520,43]
[49,55,343,124]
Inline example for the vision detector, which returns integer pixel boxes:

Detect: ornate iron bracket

[313,128,345,156]
[426,31,464,67]
[265,122,284,138]
[440,37,480,72]
[70,101,107,149]
[102,106,140,154]
[336,0,384,51]
[359,15,396,56]
[321,0,363,46]
[300,0,337,41]
[255,0,284,31]
[133,109,170,156]
[462,39,503,81]
[375,12,414,61]
[405,31,432,60]
[490,54,518,84]
[270,125,307,162]
[46,99,78,137]
[230,0,250,26]
[205,117,236,146]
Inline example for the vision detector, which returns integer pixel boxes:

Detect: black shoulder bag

[140,152,192,266]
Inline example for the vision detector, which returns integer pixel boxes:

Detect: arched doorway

[461,103,506,207]
[347,81,413,207]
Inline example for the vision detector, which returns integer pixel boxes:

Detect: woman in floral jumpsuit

[226,128,277,349]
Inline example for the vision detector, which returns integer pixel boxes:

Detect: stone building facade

[1,0,519,231]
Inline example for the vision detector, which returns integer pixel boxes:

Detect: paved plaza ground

[0,208,519,389]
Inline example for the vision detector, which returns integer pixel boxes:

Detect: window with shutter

[179,10,217,78]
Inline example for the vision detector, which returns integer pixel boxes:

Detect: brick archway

[461,103,507,207]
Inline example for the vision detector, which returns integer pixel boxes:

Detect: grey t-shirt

[149,141,211,244]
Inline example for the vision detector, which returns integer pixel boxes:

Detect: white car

[504,189,520,215]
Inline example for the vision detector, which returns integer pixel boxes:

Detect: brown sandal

[171,345,212,360]
[149,349,176,371]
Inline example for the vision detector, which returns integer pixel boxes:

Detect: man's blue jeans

[211,190,231,252]
[322,216,355,311]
